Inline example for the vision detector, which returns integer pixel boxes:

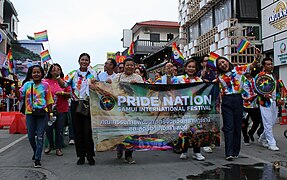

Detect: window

[238,0,259,18]
[243,26,260,40]
[188,21,199,42]
[200,10,213,35]
[167,33,174,41]
[150,33,160,42]
[214,0,231,26]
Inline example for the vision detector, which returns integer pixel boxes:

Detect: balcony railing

[135,39,169,47]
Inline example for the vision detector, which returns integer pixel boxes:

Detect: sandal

[56,149,63,156]
[44,147,52,154]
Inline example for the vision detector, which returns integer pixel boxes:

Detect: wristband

[61,91,64,95]
[56,76,61,80]
[49,113,53,117]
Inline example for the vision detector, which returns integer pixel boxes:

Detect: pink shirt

[44,79,71,113]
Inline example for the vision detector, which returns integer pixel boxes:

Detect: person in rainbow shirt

[177,59,205,161]
[57,53,96,165]
[214,49,261,161]
[14,65,54,168]
[241,72,262,145]
[257,57,285,151]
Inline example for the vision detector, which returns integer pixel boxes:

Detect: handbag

[76,100,90,117]
[31,83,47,117]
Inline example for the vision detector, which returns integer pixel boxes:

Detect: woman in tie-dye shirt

[215,50,261,161]
[57,53,96,165]
[14,65,54,168]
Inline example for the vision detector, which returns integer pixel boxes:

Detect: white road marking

[0,135,27,154]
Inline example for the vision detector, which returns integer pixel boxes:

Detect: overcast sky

[12,0,178,74]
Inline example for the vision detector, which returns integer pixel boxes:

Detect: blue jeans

[26,114,48,161]
[46,112,67,149]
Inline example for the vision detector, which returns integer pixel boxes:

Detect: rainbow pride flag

[127,41,134,57]
[34,30,48,42]
[40,50,51,63]
[7,48,14,74]
[236,39,250,53]
[172,42,184,67]
[207,52,220,70]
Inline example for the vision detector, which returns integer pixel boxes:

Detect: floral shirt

[178,74,203,83]
[218,64,250,95]
[111,73,144,83]
[242,78,258,108]
[64,68,96,100]
[19,80,54,114]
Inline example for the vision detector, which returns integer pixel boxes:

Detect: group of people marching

[12,49,286,168]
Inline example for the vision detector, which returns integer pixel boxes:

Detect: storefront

[262,0,287,84]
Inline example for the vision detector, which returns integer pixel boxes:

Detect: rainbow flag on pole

[207,52,220,70]
[34,30,48,42]
[171,42,184,67]
[127,41,134,57]
[40,50,51,63]
[236,39,250,53]
[7,48,14,74]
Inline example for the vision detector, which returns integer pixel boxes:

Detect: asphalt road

[1,123,287,180]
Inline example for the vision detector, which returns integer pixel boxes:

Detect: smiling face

[31,67,43,82]
[217,58,230,72]
[124,60,135,75]
[51,65,62,78]
[263,60,273,73]
[165,63,174,75]
[135,68,141,76]
[185,61,197,76]
[78,55,90,71]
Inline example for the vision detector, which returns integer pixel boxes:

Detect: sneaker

[203,147,213,153]
[69,139,75,145]
[192,153,205,161]
[226,156,233,161]
[244,142,250,146]
[33,160,41,168]
[232,155,238,159]
[262,141,269,148]
[117,150,123,159]
[268,145,279,151]
[180,153,187,159]
[124,157,136,164]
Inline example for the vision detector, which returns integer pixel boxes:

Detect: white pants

[259,101,278,146]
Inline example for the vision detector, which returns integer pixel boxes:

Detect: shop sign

[274,38,287,66]
[268,1,287,30]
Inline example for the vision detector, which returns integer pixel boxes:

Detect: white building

[261,0,287,85]
[122,20,179,69]
[178,0,261,65]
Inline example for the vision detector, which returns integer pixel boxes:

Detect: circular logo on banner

[255,74,276,95]
[280,43,286,53]
[100,95,115,111]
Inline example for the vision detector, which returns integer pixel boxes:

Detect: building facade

[261,0,287,85]
[122,20,179,70]
[178,0,261,65]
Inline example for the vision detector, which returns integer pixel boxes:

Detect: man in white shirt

[97,58,117,81]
